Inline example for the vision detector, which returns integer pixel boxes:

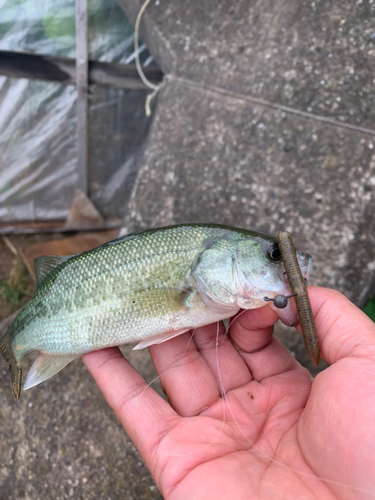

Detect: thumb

[297,286,375,366]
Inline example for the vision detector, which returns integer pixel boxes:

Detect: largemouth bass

[0,224,312,399]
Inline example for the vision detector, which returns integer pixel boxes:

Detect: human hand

[82,287,375,500]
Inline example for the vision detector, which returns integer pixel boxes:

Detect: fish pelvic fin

[133,328,191,350]
[0,330,22,400]
[23,353,77,391]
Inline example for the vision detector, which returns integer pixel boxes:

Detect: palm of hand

[83,288,375,500]
[155,361,314,500]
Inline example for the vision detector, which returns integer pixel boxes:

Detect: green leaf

[363,296,375,322]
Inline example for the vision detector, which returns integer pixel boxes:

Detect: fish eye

[267,243,282,262]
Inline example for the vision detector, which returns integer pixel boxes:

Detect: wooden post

[75,0,89,194]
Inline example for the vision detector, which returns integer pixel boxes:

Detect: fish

[0,224,312,400]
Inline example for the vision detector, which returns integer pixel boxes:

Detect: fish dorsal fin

[34,255,74,286]
[23,353,77,391]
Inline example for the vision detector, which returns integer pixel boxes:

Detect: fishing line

[263,293,296,309]
[220,309,248,347]
[138,372,164,403]
[184,327,197,351]
[216,313,375,497]
[160,413,227,458]
[215,320,225,397]
[137,328,198,403]
[159,322,228,458]
[160,312,375,496]
[221,389,375,497]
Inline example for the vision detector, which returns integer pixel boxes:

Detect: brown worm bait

[277,231,320,367]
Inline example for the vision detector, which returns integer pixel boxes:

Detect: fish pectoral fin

[23,353,77,391]
[193,274,238,315]
[132,328,191,350]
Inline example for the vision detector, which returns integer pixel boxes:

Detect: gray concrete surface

[119,0,375,130]
[1,1,374,499]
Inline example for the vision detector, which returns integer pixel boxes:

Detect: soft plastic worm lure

[277,231,320,367]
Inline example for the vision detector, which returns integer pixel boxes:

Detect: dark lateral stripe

[0,50,163,89]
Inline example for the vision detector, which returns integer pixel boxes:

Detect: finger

[299,286,375,365]
[298,288,375,497]
[229,305,302,380]
[240,336,304,381]
[148,331,221,417]
[229,305,278,352]
[82,347,179,470]
[192,321,252,392]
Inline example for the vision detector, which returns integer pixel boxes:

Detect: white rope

[134,0,162,115]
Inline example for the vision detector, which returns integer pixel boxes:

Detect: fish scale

[0,224,313,399]
[8,226,228,354]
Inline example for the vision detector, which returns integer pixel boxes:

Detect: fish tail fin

[0,330,22,400]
